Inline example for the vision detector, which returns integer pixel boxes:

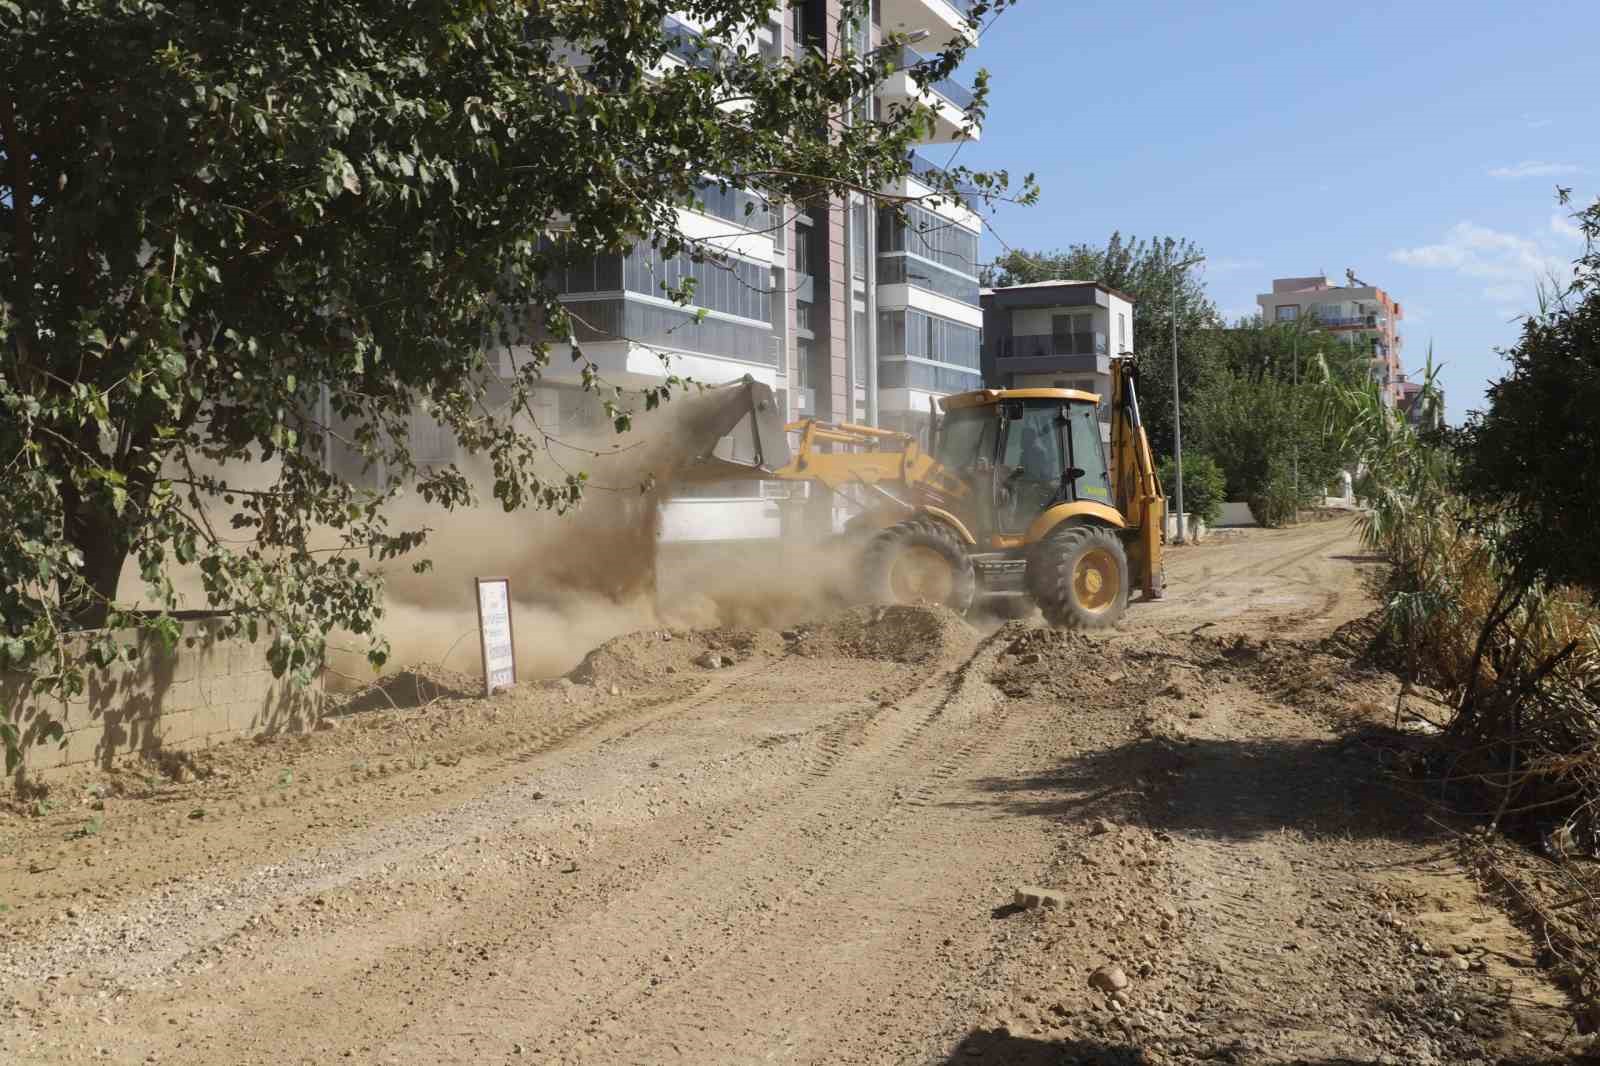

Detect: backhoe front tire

[862,517,976,615]
[1032,524,1129,630]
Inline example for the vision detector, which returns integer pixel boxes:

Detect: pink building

[1256,273,1405,405]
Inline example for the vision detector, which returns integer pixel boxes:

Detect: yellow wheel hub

[1071,547,1120,613]
[888,545,955,605]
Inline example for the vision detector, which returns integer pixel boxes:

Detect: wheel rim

[1071,547,1120,614]
[888,545,956,605]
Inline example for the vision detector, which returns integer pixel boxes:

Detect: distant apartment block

[1256,273,1405,405]
[1397,380,1444,430]
[979,280,1137,442]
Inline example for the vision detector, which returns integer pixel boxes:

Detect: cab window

[1068,404,1112,503]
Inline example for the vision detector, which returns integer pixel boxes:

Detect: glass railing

[893,45,974,110]
[1000,333,1108,359]
[662,16,715,69]
[906,152,979,198]
[1318,313,1387,329]
[877,254,980,304]
[686,181,773,228]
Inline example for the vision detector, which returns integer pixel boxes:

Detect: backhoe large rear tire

[862,517,975,614]
[1032,523,1129,630]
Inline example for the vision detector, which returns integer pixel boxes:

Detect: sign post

[475,577,517,695]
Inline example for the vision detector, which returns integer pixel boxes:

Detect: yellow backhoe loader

[675,355,1165,629]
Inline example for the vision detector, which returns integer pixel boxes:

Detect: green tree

[1157,454,1224,527]
[1457,191,1600,593]
[984,234,1221,456]
[0,0,1028,768]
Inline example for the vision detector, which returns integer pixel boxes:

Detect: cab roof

[939,387,1102,411]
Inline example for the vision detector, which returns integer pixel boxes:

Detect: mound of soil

[331,665,481,715]
[789,605,978,665]
[568,627,783,690]
[989,624,1133,703]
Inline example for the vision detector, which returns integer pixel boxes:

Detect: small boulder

[1089,964,1129,993]
[1014,886,1066,910]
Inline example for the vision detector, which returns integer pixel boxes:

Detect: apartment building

[979,280,1137,442]
[1255,273,1405,405]
[338,5,984,542]
[1397,380,1445,430]
[533,2,983,542]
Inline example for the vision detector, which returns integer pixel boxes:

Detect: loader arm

[1109,356,1166,599]
[768,419,965,499]
[668,379,965,509]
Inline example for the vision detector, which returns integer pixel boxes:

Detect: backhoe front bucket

[672,376,792,484]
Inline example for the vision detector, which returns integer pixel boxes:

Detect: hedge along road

[0,519,1577,1065]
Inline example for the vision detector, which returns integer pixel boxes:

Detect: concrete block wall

[4,618,324,778]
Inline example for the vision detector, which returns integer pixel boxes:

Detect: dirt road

[0,520,1582,1065]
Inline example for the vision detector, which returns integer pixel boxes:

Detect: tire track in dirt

[576,657,1057,1065]
[13,634,1002,1063]
[349,631,1016,1062]
[0,660,788,987]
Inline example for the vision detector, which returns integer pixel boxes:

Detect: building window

[851,202,867,279]
[854,310,868,383]
[795,223,815,277]
[877,309,980,370]
[1275,304,1298,322]
[876,204,980,279]
[1117,313,1127,352]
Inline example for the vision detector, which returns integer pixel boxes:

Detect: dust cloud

[334,385,851,688]
[118,384,850,689]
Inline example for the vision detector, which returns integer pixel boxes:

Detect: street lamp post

[1170,254,1205,544]
[1292,328,1299,507]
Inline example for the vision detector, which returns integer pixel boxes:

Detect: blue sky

[945,0,1600,424]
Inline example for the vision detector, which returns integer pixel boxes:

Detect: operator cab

[933,389,1112,538]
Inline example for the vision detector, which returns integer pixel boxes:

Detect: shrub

[1158,454,1225,527]
[1245,461,1302,527]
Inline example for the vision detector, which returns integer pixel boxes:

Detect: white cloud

[1482,282,1526,303]
[1206,257,1264,274]
[1390,221,1568,282]
[1550,211,1586,242]
[1487,160,1583,179]
[1523,115,1555,129]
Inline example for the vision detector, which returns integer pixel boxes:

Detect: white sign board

[475,577,517,695]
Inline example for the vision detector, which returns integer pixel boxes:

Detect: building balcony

[1320,313,1388,329]
[662,16,715,69]
[878,0,976,49]
[1000,332,1108,359]
[877,46,978,144]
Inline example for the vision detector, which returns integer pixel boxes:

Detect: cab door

[995,401,1068,535]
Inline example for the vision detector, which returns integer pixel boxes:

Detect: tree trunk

[63,503,130,630]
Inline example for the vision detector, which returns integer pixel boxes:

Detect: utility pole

[1170,254,1205,544]
[1292,327,1299,510]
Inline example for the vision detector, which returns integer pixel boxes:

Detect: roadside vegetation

[1333,192,1600,1022]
